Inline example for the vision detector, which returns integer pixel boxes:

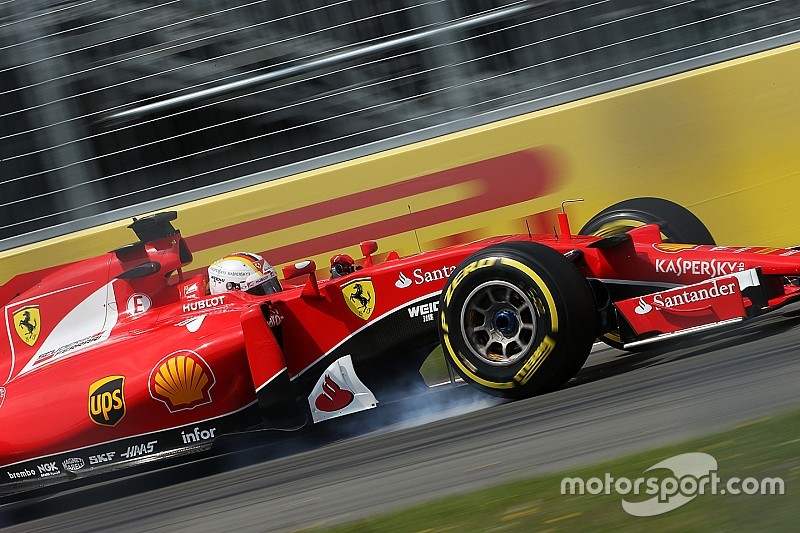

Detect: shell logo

[652,243,700,253]
[148,350,216,412]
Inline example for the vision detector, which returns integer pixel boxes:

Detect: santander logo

[395,272,412,289]
[634,298,653,315]
[314,375,354,412]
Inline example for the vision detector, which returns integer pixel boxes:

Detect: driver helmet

[208,252,282,296]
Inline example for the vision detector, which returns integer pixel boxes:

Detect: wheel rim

[460,280,538,366]
[591,218,668,240]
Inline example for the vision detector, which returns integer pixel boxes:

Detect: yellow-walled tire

[579,197,715,351]
[438,242,597,399]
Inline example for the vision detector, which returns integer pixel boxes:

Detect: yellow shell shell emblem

[149,351,216,412]
[342,278,375,320]
[653,243,700,253]
[13,306,41,346]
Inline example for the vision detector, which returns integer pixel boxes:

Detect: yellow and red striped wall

[2,41,800,289]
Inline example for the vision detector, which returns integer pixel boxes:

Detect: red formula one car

[2,198,800,491]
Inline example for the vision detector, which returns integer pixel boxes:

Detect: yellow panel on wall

[2,41,799,289]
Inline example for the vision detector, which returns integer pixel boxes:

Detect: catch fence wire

[1,0,798,245]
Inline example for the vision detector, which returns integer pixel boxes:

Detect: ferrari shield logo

[342,278,375,320]
[13,306,41,346]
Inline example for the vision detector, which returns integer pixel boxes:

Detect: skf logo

[149,351,215,412]
[89,452,115,465]
[13,306,41,346]
[88,376,126,427]
[341,278,375,320]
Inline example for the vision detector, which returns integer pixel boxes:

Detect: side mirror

[282,260,316,280]
[282,260,321,299]
[360,240,378,268]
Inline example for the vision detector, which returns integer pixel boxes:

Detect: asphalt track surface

[3,305,800,531]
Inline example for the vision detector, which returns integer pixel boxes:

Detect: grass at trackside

[323,409,800,532]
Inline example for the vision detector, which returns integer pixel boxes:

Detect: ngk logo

[37,462,59,477]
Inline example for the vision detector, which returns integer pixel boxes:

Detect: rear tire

[579,197,715,244]
[438,242,597,399]
[579,197,715,350]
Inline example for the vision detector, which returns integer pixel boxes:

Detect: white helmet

[208,252,282,296]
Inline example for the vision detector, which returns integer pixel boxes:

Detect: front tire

[438,242,597,399]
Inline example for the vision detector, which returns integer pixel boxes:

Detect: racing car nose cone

[493,308,519,336]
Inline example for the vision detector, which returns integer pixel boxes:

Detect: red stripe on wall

[186,149,559,260]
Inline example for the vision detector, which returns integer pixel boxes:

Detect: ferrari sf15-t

[2,197,799,492]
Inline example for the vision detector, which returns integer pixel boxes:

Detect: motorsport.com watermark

[561,452,785,516]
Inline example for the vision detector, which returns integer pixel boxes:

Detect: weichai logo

[88,376,126,427]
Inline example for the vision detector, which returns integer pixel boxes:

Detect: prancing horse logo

[13,307,41,346]
[341,278,375,320]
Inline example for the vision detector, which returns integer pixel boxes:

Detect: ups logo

[88,376,126,427]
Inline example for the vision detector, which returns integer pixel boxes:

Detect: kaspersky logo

[88,376,126,427]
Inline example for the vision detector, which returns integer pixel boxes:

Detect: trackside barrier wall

[2,42,800,290]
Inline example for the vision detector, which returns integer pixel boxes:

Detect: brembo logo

[88,376,126,427]
[7,469,36,480]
